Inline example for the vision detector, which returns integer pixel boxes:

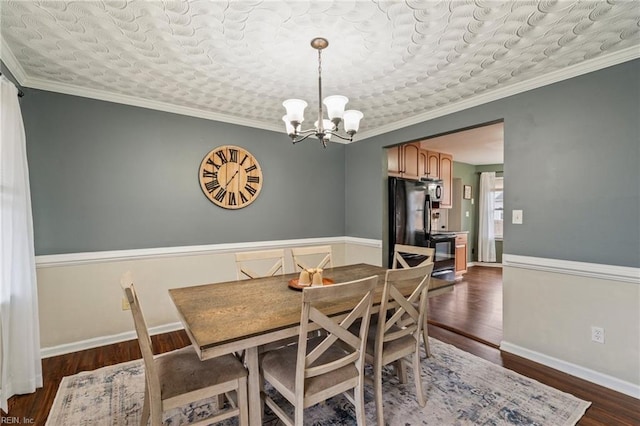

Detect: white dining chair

[260,275,377,426]
[392,244,435,357]
[364,263,433,426]
[120,273,249,426]
[291,245,333,271]
[392,244,435,268]
[235,248,285,280]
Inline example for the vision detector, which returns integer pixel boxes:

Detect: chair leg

[374,361,385,426]
[237,376,249,426]
[294,404,304,426]
[395,359,408,384]
[150,397,163,426]
[354,381,367,426]
[413,351,426,407]
[140,384,150,426]
[216,394,226,410]
[422,315,431,358]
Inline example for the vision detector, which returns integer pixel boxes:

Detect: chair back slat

[291,245,333,271]
[392,244,435,269]
[235,249,285,280]
[377,264,434,349]
[294,276,377,397]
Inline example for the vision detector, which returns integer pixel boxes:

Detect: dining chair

[235,248,285,280]
[291,245,333,271]
[120,273,249,426]
[259,275,378,426]
[365,263,434,426]
[392,244,435,268]
[391,244,435,358]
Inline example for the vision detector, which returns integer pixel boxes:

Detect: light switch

[465,211,469,217]
[512,209,523,224]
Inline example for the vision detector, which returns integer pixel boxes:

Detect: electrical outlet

[591,326,605,344]
[122,297,131,311]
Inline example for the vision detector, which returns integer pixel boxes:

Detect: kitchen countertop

[434,230,468,234]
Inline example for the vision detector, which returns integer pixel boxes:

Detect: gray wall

[346,60,640,268]
[21,91,346,255]
[452,162,477,262]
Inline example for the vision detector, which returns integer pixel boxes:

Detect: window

[493,177,504,239]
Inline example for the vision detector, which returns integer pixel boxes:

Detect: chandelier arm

[291,133,315,144]
[329,132,354,142]
[296,128,319,135]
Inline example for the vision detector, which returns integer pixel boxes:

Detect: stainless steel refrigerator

[388,177,455,277]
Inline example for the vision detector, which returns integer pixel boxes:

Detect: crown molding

[2,36,638,140]
[0,37,28,83]
[23,75,284,133]
[356,46,640,141]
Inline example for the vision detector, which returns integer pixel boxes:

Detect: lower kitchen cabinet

[455,233,468,278]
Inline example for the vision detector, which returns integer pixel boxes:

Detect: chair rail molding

[35,236,383,268]
[502,254,639,284]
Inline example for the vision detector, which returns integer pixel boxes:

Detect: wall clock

[198,145,263,209]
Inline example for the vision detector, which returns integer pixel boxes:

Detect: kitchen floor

[427,265,503,347]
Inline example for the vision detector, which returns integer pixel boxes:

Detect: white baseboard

[40,322,184,359]
[500,341,640,399]
[470,261,503,268]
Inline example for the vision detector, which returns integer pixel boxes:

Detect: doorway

[385,120,505,346]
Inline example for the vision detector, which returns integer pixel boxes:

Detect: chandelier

[282,38,364,148]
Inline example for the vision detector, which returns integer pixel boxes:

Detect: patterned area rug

[46,338,590,425]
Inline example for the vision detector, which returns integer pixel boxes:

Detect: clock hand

[224,169,239,188]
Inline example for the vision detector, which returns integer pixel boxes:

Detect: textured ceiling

[2,1,639,141]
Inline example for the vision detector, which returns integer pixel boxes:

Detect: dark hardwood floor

[3,266,639,425]
[428,265,503,348]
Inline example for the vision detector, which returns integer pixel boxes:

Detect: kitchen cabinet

[387,145,452,208]
[423,150,452,208]
[387,143,420,180]
[455,232,468,278]
[426,151,440,179]
[439,152,453,208]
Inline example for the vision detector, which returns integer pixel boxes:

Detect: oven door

[428,236,455,275]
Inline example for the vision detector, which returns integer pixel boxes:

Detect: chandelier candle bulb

[343,110,364,134]
[323,95,349,121]
[282,115,296,136]
[282,99,307,124]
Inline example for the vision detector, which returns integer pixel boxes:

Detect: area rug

[46,338,590,425]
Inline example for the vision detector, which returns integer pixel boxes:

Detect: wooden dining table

[169,263,453,426]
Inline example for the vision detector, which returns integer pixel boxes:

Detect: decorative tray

[288,278,335,290]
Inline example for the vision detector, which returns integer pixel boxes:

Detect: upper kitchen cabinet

[387,143,421,180]
[426,151,440,179]
[387,144,452,208]
[423,150,453,208]
[439,153,453,208]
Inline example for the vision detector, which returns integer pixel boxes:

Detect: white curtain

[0,76,41,412]
[478,172,496,263]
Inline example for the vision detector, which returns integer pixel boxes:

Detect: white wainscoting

[39,246,640,399]
[37,236,382,358]
[501,254,640,399]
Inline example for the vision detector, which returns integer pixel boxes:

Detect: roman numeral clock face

[199,145,263,209]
